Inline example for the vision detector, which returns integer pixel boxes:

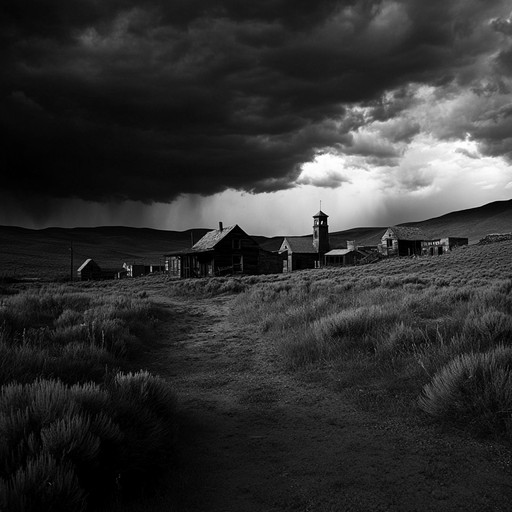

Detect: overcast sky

[2,0,512,235]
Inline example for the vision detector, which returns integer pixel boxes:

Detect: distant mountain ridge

[1,199,511,278]
[403,199,512,243]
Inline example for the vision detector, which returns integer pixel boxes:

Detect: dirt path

[142,293,512,512]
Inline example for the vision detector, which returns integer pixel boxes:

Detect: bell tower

[313,210,330,254]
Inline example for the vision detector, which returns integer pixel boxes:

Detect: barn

[165,223,281,278]
[379,226,428,257]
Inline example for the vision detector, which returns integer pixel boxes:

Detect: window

[232,239,241,249]
[386,238,393,247]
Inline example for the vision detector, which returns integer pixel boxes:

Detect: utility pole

[69,242,74,282]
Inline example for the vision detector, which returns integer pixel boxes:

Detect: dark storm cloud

[492,16,512,36]
[1,0,510,205]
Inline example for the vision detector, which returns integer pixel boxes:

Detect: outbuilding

[279,236,319,272]
[379,226,428,257]
[421,237,469,256]
[77,259,102,280]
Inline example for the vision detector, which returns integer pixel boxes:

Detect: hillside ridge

[1,199,511,278]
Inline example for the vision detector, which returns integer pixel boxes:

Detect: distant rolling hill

[1,199,511,279]
[402,199,512,243]
[0,226,210,280]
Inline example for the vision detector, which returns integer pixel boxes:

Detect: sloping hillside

[403,199,512,243]
[328,199,512,247]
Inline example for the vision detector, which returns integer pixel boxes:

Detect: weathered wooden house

[165,223,281,278]
[279,210,330,272]
[421,237,468,256]
[379,226,428,257]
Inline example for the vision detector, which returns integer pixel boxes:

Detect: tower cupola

[313,210,330,253]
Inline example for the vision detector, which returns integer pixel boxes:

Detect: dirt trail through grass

[143,293,512,512]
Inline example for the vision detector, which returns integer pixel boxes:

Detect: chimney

[219,222,223,231]
[347,240,355,251]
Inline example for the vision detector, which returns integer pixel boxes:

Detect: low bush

[418,347,512,437]
[0,373,177,511]
[0,454,86,512]
[107,371,178,485]
[0,341,115,386]
[0,284,178,511]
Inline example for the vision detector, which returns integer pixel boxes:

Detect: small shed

[77,259,102,280]
[379,227,428,257]
[324,248,362,266]
[324,241,380,267]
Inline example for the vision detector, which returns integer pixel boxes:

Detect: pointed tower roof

[313,210,329,218]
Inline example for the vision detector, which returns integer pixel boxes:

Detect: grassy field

[230,240,512,440]
[2,237,512,510]
[0,281,178,512]
[161,239,512,442]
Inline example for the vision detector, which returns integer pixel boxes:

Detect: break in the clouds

[1,0,512,227]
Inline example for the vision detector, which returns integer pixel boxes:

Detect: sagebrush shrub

[0,284,179,511]
[462,310,512,349]
[419,346,512,437]
[54,309,84,329]
[108,371,177,483]
[0,453,86,512]
[377,322,425,357]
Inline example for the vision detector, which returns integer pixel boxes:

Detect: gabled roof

[325,249,354,256]
[77,258,99,272]
[386,226,428,241]
[281,236,317,254]
[191,224,238,251]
